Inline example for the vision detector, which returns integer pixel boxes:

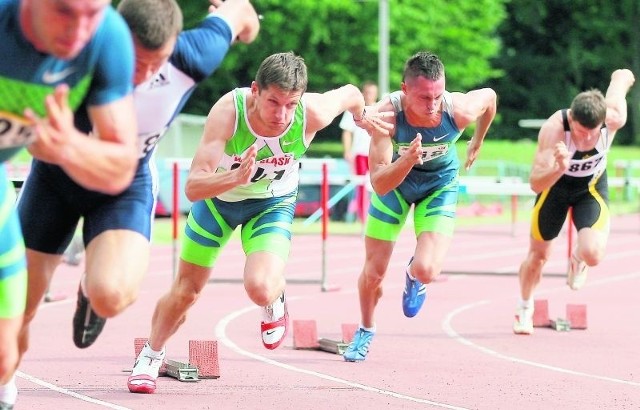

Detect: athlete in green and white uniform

[128,52,391,392]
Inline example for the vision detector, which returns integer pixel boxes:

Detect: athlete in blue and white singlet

[0,0,137,402]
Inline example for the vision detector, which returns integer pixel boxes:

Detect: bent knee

[88,287,138,318]
[410,260,441,284]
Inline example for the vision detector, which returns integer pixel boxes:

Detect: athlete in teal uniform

[343,51,497,362]
[0,0,136,408]
[127,51,391,394]
[513,69,635,335]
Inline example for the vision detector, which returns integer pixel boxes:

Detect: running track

[15,214,640,409]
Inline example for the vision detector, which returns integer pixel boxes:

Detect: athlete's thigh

[0,173,27,319]
[530,187,569,241]
[17,163,78,254]
[413,178,459,236]
[365,189,411,242]
[84,229,150,291]
[240,193,296,261]
[180,198,239,268]
[572,177,609,233]
[82,169,155,245]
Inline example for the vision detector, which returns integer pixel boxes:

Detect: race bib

[398,143,449,162]
[0,111,35,149]
[137,127,168,157]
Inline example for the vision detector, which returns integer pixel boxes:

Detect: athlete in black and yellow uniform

[514,69,635,335]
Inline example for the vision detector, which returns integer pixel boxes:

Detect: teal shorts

[0,167,27,318]
[365,178,458,241]
[181,192,297,268]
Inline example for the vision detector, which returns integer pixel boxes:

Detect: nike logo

[265,330,276,336]
[42,67,76,84]
[282,140,298,146]
[432,133,449,142]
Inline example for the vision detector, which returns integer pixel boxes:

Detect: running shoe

[402,258,427,318]
[72,286,107,348]
[127,343,166,394]
[261,292,289,350]
[343,328,375,362]
[567,255,588,290]
[0,401,13,410]
[513,306,534,335]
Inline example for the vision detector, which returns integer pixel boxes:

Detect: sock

[518,298,533,310]
[142,342,165,359]
[360,324,376,333]
[0,375,17,405]
[406,264,417,281]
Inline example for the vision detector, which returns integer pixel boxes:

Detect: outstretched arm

[604,69,635,136]
[453,88,497,170]
[209,0,260,44]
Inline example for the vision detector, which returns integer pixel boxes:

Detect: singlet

[133,14,233,162]
[0,0,134,163]
[216,88,309,202]
[389,90,463,185]
[560,109,609,179]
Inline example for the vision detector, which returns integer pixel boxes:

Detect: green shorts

[181,193,297,268]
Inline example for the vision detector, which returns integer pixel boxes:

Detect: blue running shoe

[343,328,375,362]
[402,260,427,317]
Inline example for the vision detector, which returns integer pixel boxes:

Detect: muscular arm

[303,84,365,138]
[604,69,635,138]
[209,0,260,44]
[184,92,256,202]
[452,88,497,170]
[529,111,569,194]
[368,96,421,195]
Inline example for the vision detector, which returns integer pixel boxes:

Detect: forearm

[54,132,137,194]
[529,166,563,194]
[370,159,414,196]
[184,171,240,202]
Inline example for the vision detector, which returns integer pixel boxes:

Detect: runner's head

[118,0,182,85]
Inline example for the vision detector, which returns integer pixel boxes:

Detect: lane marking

[16,371,132,409]
[441,271,640,387]
[216,302,470,410]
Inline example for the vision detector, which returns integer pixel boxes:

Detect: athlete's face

[570,119,603,151]
[401,75,446,121]
[251,82,302,136]
[133,36,177,86]
[25,0,110,59]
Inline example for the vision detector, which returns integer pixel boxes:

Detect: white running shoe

[261,292,289,350]
[513,306,534,335]
[127,342,166,394]
[567,255,588,291]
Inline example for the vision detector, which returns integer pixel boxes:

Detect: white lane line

[215,303,470,410]
[16,371,132,409]
[441,271,640,387]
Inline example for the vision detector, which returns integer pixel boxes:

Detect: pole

[320,163,329,291]
[172,161,179,279]
[378,0,389,97]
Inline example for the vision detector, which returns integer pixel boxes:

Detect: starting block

[566,304,587,329]
[318,338,349,355]
[532,299,551,328]
[293,320,320,349]
[293,320,358,354]
[165,359,199,382]
[189,340,220,379]
[550,318,571,331]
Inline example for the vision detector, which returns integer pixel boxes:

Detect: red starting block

[341,323,358,344]
[566,304,587,329]
[533,299,551,327]
[293,320,319,349]
[189,340,220,379]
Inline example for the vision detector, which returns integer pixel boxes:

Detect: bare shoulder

[537,110,565,145]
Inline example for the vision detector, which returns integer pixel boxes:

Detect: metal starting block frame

[550,318,571,332]
[164,359,199,382]
[318,338,349,355]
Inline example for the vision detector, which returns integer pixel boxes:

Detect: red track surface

[16,214,640,409]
